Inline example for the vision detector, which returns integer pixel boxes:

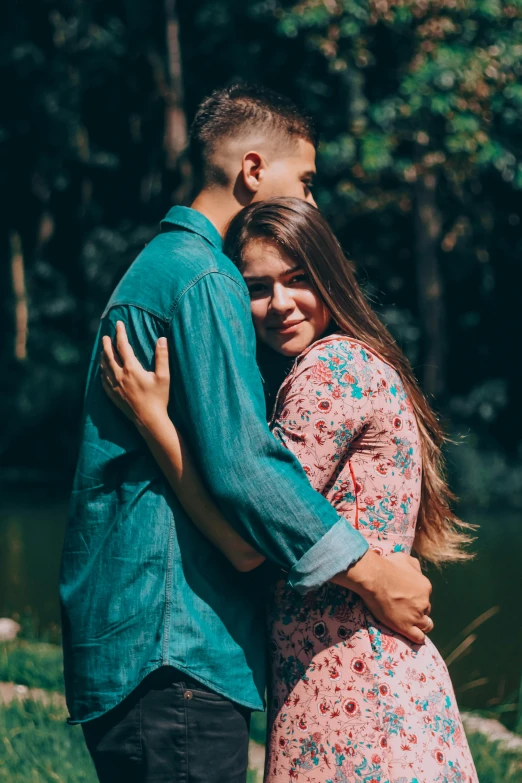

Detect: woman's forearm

[137,413,266,572]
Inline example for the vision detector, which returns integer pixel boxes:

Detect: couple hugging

[60,84,478,783]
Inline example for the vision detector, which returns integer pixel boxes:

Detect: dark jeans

[82,667,252,783]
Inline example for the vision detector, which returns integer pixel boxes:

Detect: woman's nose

[270,284,294,314]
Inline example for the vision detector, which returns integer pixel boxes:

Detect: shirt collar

[160,206,223,251]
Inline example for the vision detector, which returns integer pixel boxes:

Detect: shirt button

[184,690,193,700]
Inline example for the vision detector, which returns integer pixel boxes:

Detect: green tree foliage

[1,1,179,475]
[249,0,522,454]
[1,0,522,492]
[271,0,522,186]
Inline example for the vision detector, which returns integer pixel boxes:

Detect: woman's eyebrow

[243,265,302,283]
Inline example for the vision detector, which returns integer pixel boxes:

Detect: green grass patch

[2,640,520,782]
[250,710,267,745]
[0,699,96,782]
[0,699,264,782]
[1,699,521,783]
[0,641,64,692]
[467,731,522,783]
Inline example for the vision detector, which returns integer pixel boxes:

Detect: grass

[0,697,265,783]
[0,640,265,782]
[1,639,521,782]
[1,697,522,783]
[250,710,267,745]
[467,730,522,783]
[0,699,96,783]
[0,641,64,693]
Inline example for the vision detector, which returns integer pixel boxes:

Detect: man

[60,84,432,783]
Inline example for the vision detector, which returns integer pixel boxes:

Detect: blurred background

[1,1,521,780]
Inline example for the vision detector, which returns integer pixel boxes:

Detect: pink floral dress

[265,335,478,783]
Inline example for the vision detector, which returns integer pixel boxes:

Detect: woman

[100,198,478,782]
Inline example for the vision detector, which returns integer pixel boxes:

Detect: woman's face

[241,238,332,357]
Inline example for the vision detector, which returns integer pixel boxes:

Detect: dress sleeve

[271,338,374,495]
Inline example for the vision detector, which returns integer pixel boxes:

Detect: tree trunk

[10,232,28,361]
[414,169,445,398]
[163,0,192,204]
[164,0,188,167]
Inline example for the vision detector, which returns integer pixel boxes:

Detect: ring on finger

[421,617,434,633]
[100,368,115,389]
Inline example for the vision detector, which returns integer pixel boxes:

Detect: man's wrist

[344,548,380,596]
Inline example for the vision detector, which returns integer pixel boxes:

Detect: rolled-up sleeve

[286,519,368,593]
[168,272,368,592]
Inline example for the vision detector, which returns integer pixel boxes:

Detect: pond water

[1,485,520,724]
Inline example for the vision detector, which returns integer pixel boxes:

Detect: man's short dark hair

[189,83,318,187]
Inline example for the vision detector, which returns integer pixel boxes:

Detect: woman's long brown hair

[224,197,473,564]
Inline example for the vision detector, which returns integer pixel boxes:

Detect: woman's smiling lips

[268,320,305,334]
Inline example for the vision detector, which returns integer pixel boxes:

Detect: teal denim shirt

[59,207,369,722]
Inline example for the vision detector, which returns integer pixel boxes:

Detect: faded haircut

[189,83,318,187]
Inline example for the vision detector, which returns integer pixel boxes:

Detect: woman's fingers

[100,369,117,401]
[115,321,138,367]
[102,335,123,376]
[155,337,170,381]
[100,353,118,389]
[100,371,112,394]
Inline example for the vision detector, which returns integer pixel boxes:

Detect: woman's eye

[289,274,308,285]
[247,284,267,297]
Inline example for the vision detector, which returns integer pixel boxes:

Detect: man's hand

[340,549,433,644]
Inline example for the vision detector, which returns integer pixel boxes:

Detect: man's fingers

[405,626,425,645]
[408,556,422,573]
[418,615,434,633]
[115,321,138,367]
[155,337,170,381]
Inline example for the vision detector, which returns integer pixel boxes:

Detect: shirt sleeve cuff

[286,518,369,594]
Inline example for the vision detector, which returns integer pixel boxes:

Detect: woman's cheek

[250,302,267,335]
[310,304,332,340]
[320,306,332,333]
[302,292,328,330]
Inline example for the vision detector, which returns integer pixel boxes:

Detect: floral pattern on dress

[265,336,478,783]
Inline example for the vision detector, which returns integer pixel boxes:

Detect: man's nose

[270,284,294,313]
[306,192,317,208]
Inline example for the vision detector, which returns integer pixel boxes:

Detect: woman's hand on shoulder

[100,320,170,433]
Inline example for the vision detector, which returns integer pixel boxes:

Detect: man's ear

[241,151,265,194]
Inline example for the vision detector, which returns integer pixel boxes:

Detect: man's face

[254,138,317,206]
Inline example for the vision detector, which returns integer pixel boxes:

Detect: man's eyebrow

[243,264,302,282]
[301,170,316,179]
